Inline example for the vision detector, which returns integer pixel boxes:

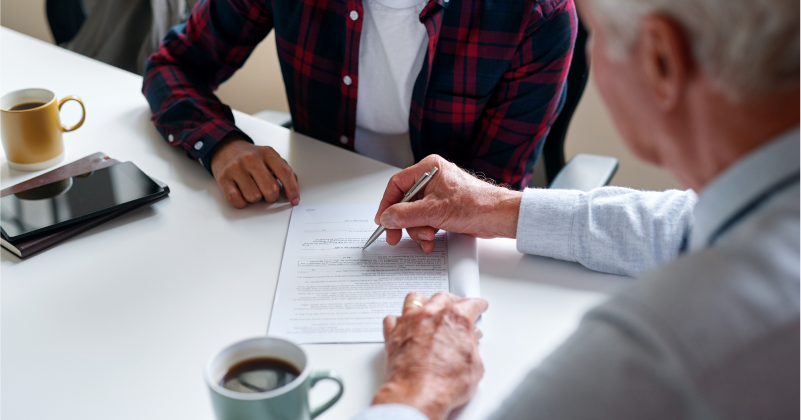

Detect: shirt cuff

[351,404,429,420]
[516,187,582,261]
[165,120,253,176]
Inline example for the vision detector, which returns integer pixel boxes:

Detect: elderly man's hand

[210,133,300,209]
[375,155,522,252]
[373,292,488,420]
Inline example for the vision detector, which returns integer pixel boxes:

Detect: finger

[405,291,429,303]
[249,161,281,203]
[264,150,301,205]
[233,173,263,203]
[385,228,403,246]
[420,239,435,253]
[220,179,248,209]
[374,155,443,224]
[425,292,458,312]
[474,327,483,340]
[455,298,489,322]
[380,199,437,230]
[413,240,433,253]
[407,227,438,253]
[402,292,429,315]
[406,226,438,242]
[402,301,425,315]
[383,315,398,341]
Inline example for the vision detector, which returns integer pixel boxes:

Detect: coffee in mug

[0,88,86,171]
[220,357,300,393]
[10,102,47,111]
[205,337,343,420]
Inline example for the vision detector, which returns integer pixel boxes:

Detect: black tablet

[1,162,165,241]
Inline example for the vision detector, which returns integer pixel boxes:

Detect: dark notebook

[1,152,170,259]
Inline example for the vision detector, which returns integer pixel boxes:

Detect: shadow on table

[128,107,294,219]
[283,131,396,196]
[478,238,631,294]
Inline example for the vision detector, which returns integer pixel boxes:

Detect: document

[267,204,480,344]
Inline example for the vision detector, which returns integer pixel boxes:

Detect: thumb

[380,199,437,229]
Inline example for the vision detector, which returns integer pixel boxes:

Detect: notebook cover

[1,154,170,259]
[1,152,118,197]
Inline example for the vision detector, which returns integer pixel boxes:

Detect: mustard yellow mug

[0,88,85,171]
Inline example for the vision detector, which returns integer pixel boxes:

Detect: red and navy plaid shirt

[143,0,576,189]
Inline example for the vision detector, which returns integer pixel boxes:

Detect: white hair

[586,0,800,99]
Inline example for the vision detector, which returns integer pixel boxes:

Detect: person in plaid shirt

[143,0,576,208]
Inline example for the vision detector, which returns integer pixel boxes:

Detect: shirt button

[343,75,352,86]
[349,10,359,20]
[168,134,175,142]
[339,135,348,144]
[194,141,204,150]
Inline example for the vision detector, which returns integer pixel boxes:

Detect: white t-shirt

[354,0,428,168]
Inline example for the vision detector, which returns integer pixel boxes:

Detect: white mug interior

[205,337,310,401]
[1,88,56,111]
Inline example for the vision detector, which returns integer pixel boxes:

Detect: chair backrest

[530,16,590,188]
[46,0,87,45]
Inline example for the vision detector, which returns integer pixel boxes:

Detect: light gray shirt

[354,129,800,420]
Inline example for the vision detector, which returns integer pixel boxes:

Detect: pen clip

[402,167,437,202]
[404,173,429,199]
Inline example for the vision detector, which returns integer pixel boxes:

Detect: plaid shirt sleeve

[142,0,273,174]
[453,0,576,189]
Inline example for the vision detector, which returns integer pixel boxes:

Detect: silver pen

[362,166,439,250]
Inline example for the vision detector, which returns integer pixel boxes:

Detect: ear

[637,15,694,110]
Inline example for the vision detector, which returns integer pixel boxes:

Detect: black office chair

[46,0,87,45]
[530,18,618,191]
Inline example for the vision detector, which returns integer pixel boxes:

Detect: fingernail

[380,212,396,228]
[418,233,432,241]
[292,198,300,206]
[416,241,423,249]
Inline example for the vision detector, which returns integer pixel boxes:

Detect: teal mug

[205,337,344,420]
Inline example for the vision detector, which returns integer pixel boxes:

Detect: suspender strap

[707,171,800,247]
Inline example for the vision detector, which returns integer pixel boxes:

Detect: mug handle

[309,370,344,419]
[58,95,86,132]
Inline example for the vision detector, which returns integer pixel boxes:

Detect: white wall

[566,80,682,190]
[0,0,54,43]
[0,0,682,191]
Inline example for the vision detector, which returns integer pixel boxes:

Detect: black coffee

[220,357,300,393]
[10,102,46,111]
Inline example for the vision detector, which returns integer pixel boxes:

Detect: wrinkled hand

[373,292,488,420]
[210,134,300,209]
[375,155,522,252]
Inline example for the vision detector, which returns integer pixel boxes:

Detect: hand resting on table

[210,133,300,209]
[373,291,488,420]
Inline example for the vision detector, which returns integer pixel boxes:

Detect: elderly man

[352,0,800,419]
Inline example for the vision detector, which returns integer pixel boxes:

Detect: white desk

[0,28,629,420]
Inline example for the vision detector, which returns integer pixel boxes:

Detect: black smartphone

[1,162,165,241]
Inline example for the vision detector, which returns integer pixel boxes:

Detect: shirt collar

[420,0,448,19]
[688,127,800,252]
[371,0,428,9]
